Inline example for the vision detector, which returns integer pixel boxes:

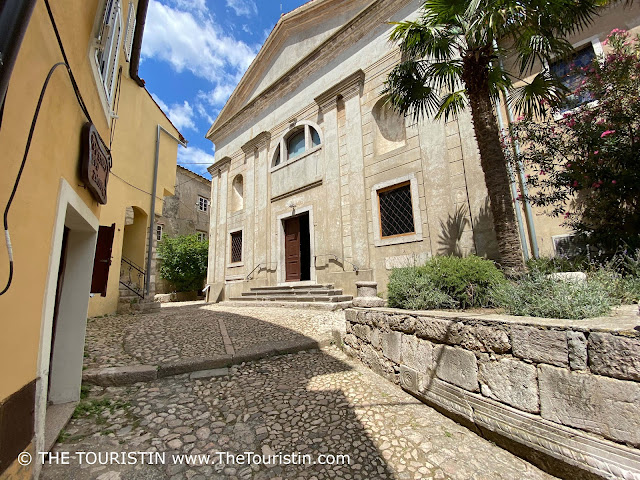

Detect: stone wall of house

[342,306,640,480]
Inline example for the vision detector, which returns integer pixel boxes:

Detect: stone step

[229,295,353,303]
[241,289,343,297]
[249,284,334,292]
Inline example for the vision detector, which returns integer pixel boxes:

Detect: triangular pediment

[206,0,375,139]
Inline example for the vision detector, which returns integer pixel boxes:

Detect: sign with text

[81,123,111,204]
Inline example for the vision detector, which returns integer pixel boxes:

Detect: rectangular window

[230,231,242,263]
[378,182,415,238]
[198,196,209,212]
[197,232,206,242]
[550,43,597,113]
[156,224,163,241]
[95,0,123,107]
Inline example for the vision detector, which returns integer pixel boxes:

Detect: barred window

[230,231,242,263]
[378,182,415,238]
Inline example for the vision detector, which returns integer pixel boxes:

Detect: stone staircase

[117,282,160,314]
[228,284,353,309]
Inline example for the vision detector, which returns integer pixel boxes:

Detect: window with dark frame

[156,224,163,241]
[197,232,206,242]
[378,182,415,238]
[550,43,597,113]
[230,231,242,263]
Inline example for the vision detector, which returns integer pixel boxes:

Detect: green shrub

[589,268,640,305]
[419,255,505,309]
[492,273,612,319]
[526,256,587,274]
[157,234,209,292]
[387,255,505,310]
[387,267,458,310]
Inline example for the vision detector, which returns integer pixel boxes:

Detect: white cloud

[226,0,257,17]
[197,84,235,107]
[143,1,258,83]
[177,145,216,179]
[151,93,197,132]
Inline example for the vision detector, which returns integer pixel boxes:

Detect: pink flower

[566,163,572,168]
[612,180,617,184]
[572,180,579,187]
[594,150,599,155]
[601,130,616,138]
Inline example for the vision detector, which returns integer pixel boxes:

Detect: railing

[314,254,358,272]
[119,256,145,299]
[246,263,264,280]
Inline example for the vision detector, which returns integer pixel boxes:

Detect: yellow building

[0,0,183,477]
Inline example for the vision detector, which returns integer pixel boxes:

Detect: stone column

[214,159,230,283]
[342,73,369,270]
[206,164,219,286]
[314,94,344,270]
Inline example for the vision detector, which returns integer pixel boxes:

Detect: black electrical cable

[1,62,69,296]
[1,0,97,295]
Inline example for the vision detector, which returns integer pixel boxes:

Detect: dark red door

[284,217,301,282]
[91,223,115,296]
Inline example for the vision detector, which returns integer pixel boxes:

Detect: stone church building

[204,0,635,302]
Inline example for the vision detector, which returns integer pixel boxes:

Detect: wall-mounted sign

[81,123,111,204]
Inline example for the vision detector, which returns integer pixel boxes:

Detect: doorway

[283,213,311,282]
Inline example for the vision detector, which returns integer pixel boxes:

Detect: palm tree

[384,0,603,273]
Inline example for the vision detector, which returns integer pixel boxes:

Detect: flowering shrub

[508,29,640,251]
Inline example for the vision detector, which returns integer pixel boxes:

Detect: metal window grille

[231,231,242,263]
[199,197,208,212]
[378,182,415,237]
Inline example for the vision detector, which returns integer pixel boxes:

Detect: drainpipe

[0,0,38,111]
[129,0,149,87]
[495,96,530,261]
[502,98,540,258]
[145,125,187,296]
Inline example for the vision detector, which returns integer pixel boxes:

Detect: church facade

[204,0,637,301]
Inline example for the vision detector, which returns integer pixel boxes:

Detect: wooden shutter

[91,223,116,297]
[123,2,136,62]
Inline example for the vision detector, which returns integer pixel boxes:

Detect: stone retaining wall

[342,307,640,480]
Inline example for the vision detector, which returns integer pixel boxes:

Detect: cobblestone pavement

[84,304,342,370]
[47,345,555,480]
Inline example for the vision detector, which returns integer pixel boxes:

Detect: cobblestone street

[43,305,556,480]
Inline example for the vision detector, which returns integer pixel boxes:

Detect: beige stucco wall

[206,1,640,302]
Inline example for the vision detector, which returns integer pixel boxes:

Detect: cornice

[208,156,231,175]
[207,0,414,145]
[240,131,271,154]
[315,70,365,111]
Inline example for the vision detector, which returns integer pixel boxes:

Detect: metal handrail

[314,254,358,272]
[120,255,145,299]
[246,263,263,280]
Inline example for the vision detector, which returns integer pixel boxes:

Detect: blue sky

[139,0,309,179]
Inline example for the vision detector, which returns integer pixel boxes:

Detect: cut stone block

[381,331,402,364]
[401,335,433,373]
[435,345,478,392]
[190,368,229,380]
[511,326,568,366]
[479,358,539,413]
[451,323,511,353]
[82,365,157,386]
[566,331,588,371]
[539,364,640,446]
[414,317,455,343]
[589,332,640,381]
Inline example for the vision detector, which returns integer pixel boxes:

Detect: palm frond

[383,60,442,122]
[425,60,464,93]
[435,90,468,121]
[389,21,457,61]
[507,71,567,118]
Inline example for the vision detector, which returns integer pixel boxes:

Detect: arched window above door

[271,121,322,169]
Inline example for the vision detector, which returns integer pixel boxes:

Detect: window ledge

[228,262,244,268]
[270,145,322,173]
[374,233,423,248]
[552,99,599,121]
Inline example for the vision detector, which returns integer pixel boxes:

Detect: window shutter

[123,2,136,62]
[91,223,116,297]
[105,18,122,104]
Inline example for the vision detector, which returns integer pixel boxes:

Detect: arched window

[231,175,244,212]
[287,129,305,160]
[271,122,322,168]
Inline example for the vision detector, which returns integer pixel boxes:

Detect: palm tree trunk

[462,57,525,273]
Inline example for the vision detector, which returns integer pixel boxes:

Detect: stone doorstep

[82,338,334,386]
[221,300,353,311]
